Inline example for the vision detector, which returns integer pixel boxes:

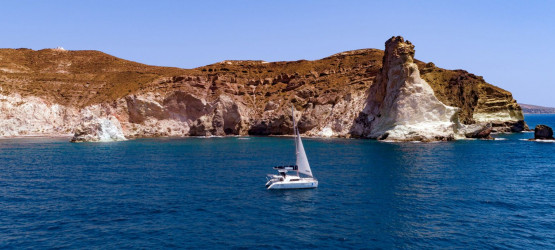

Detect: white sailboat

[265,106,318,190]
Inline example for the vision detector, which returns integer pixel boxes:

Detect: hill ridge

[0,39,527,141]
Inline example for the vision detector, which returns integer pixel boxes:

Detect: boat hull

[267,179,318,190]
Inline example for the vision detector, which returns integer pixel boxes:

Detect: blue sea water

[0,115,554,249]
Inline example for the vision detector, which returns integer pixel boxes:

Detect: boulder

[71,116,126,142]
[464,124,492,139]
[534,125,554,140]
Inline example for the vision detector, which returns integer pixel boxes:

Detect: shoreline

[0,131,531,142]
[0,134,73,139]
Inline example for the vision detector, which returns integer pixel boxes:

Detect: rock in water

[534,125,554,140]
[351,36,461,141]
[71,116,126,142]
[463,124,493,139]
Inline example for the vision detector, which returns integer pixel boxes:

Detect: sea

[0,114,553,249]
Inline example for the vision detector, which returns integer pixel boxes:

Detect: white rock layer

[0,93,80,136]
[352,37,464,141]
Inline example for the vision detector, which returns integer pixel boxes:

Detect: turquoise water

[1,115,554,248]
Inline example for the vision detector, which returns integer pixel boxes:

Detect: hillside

[520,104,555,114]
[0,48,190,107]
[0,38,527,140]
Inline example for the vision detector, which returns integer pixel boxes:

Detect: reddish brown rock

[465,124,493,139]
[0,39,528,140]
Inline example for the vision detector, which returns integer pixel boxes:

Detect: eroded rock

[534,125,554,140]
[463,124,493,139]
[351,36,461,141]
[71,116,126,142]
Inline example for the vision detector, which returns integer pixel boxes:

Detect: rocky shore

[0,37,527,142]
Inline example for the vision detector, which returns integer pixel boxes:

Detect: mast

[292,105,300,177]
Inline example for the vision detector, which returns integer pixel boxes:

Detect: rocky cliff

[419,63,526,132]
[351,37,461,141]
[0,37,526,141]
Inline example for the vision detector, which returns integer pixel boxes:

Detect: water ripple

[0,116,554,248]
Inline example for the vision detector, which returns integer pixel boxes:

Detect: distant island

[520,104,555,114]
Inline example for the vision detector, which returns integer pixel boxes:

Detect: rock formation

[0,93,80,136]
[71,116,126,142]
[533,125,554,140]
[462,124,493,139]
[418,63,527,133]
[351,37,462,141]
[0,38,527,142]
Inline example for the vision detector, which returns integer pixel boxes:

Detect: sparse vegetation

[0,47,521,127]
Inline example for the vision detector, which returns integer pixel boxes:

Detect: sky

[1,0,554,107]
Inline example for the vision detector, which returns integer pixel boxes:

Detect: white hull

[266,177,318,190]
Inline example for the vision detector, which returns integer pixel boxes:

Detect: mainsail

[295,131,313,177]
[292,106,313,177]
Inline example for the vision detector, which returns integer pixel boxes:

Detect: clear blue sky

[1,0,554,106]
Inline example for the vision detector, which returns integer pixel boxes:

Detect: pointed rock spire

[352,36,462,141]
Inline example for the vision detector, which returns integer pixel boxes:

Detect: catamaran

[265,106,318,190]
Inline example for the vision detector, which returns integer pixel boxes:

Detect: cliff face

[351,37,461,141]
[419,63,527,132]
[0,38,526,141]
